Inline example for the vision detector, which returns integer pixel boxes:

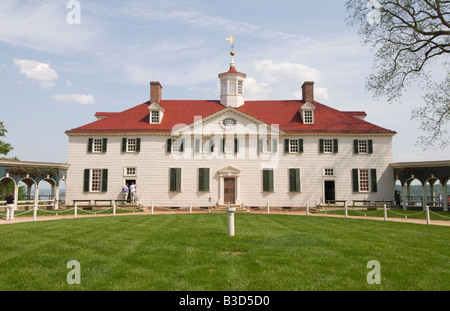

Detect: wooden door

[224,178,236,204]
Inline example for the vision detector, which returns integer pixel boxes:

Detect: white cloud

[51,94,95,105]
[13,58,58,89]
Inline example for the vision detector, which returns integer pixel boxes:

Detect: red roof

[65,100,395,135]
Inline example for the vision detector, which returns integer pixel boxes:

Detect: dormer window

[303,110,314,124]
[148,102,166,124]
[300,102,316,124]
[150,110,160,124]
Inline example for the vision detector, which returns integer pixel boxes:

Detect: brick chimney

[150,81,162,103]
[302,81,314,103]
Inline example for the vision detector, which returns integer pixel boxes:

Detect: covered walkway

[391,160,450,211]
[0,160,69,211]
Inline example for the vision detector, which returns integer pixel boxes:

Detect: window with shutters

[353,168,377,193]
[289,139,299,153]
[84,169,108,192]
[127,138,136,152]
[320,139,338,153]
[284,139,303,153]
[354,139,373,154]
[263,169,274,192]
[93,139,103,153]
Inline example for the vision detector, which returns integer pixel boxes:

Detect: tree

[0,121,13,156]
[346,0,450,149]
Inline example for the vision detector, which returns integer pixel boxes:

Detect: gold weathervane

[226,35,235,56]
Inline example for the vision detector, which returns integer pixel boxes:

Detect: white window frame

[358,140,368,154]
[150,110,160,124]
[172,139,183,153]
[90,169,102,192]
[359,169,370,192]
[289,139,299,153]
[237,80,244,95]
[303,110,314,124]
[323,139,334,153]
[323,168,335,177]
[126,138,137,152]
[124,167,137,177]
[92,138,103,153]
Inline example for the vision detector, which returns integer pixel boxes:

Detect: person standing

[5,192,15,221]
[130,182,137,203]
[122,183,129,201]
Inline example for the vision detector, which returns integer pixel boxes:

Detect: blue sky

[0,0,448,163]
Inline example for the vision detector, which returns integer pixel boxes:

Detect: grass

[0,213,448,291]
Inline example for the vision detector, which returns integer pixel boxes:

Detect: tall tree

[346,0,450,149]
[0,121,13,156]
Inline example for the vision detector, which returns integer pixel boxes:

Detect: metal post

[227,203,235,236]
[74,203,78,218]
[33,202,37,221]
[266,202,270,214]
[189,202,192,214]
[113,201,116,216]
[306,202,309,216]
[383,204,387,221]
[426,205,430,225]
[344,201,348,218]
[151,201,154,215]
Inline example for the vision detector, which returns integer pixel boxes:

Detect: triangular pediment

[148,102,166,112]
[300,102,316,110]
[172,107,283,137]
[218,166,241,177]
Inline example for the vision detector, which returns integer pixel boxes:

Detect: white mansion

[65,55,396,208]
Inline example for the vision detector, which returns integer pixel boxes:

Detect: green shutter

[122,138,127,152]
[368,140,373,154]
[319,139,324,153]
[263,169,274,192]
[333,139,338,153]
[284,139,290,153]
[167,139,172,153]
[298,139,304,153]
[289,168,300,192]
[136,138,141,152]
[83,169,90,192]
[354,140,359,154]
[102,138,107,153]
[371,169,377,192]
[198,168,210,191]
[101,169,108,192]
[88,138,93,153]
[170,168,181,191]
[352,169,359,192]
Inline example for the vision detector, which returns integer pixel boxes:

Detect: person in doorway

[5,192,14,221]
[130,182,137,203]
[122,183,129,201]
[394,191,401,207]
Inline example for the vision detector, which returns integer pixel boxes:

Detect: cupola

[218,46,246,108]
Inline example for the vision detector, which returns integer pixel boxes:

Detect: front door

[324,180,335,203]
[224,178,236,204]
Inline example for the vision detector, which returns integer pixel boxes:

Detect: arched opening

[0,176,16,200]
[38,178,57,210]
[18,178,36,211]
[405,178,422,210]
[394,179,403,208]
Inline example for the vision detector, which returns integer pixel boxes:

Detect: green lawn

[0,213,448,291]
